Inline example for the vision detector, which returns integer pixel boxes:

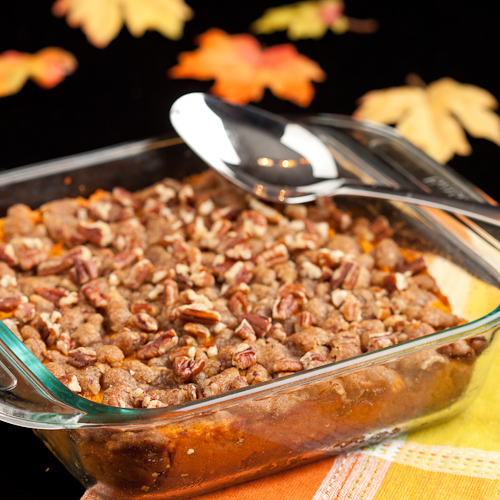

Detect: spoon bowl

[169,92,500,226]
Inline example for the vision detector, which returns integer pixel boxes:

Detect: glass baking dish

[1,115,500,500]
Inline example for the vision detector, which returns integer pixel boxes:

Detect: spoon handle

[335,183,500,227]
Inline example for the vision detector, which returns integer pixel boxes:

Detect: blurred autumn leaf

[251,0,378,40]
[52,0,193,48]
[169,28,326,106]
[0,48,77,98]
[354,77,500,163]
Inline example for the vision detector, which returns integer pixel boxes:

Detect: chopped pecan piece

[163,279,179,307]
[248,198,283,224]
[67,347,97,368]
[132,312,158,332]
[294,311,313,332]
[37,254,74,276]
[223,261,253,286]
[229,291,252,316]
[78,220,114,247]
[272,294,300,320]
[82,283,109,308]
[71,257,100,285]
[0,295,24,312]
[241,210,268,237]
[383,272,409,292]
[331,261,360,290]
[10,237,48,271]
[123,259,154,290]
[0,243,19,267]
[271,358,303,374]
[14,302,36,323]
[241,313,272,337]
[183,322,211,340]
[112,186,141,209]
[37,311,63,346]
[257,244,289,268]
[234,319,257,341]
[300,351,329,370]
[370,215,393,240]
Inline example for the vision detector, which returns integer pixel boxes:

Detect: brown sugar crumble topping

[0,170,475,409]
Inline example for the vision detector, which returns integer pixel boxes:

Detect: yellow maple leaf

[251,0,377,40]
[0,48,77,98]
[353,77,500,164]
[52,0,193,48]
[169,29,326,107]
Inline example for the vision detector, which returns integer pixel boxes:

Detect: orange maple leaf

[0,48,77,98]
[169,28,326,107]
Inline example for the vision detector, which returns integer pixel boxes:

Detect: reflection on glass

[254,184,264,196]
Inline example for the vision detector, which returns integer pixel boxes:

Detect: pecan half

[176,303,221,325]
[232,344,257,370]
[183,322,211,340]
[136,330,178,360]
[173,356,205,383]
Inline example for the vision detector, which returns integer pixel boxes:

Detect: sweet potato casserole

[0,170,479,409]
[0,168,488,499]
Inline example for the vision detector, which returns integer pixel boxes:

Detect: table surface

[2,1,500,499]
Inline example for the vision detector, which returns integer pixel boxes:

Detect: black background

[1,1,500,499]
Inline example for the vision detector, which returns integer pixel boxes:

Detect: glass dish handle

[0,321,84,429]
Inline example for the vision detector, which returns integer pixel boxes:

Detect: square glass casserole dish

[1,115,500,500]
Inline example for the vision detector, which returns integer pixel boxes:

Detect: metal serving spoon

[169,92,500,227]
